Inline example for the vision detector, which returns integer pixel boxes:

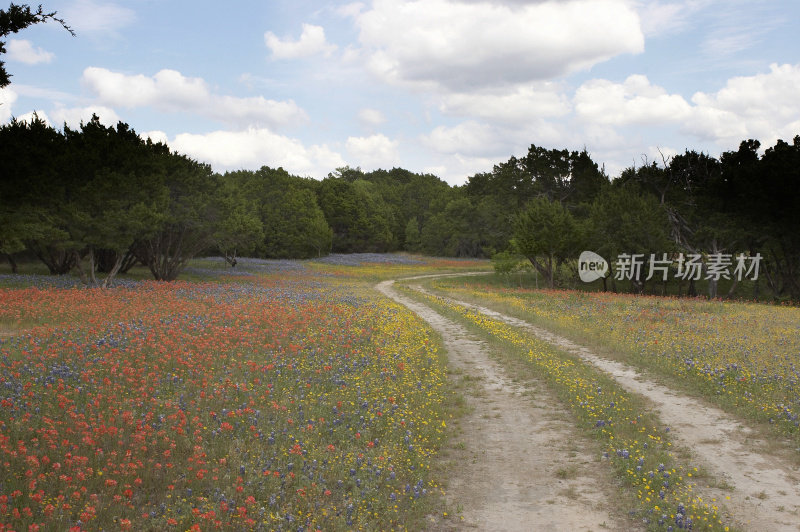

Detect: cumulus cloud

[0,87,18,122]
[336,2,365,18]
[82,67,308,128]
[50,105,120,128]
[6,39,54,64]
[354,0,644,91]
[345,133,399,169]
[265,24,337,59]
[566,63,800,174]
[62,0,136,33]
[439,84,571,124]
[357,108,386,126]
[170,127,345,177]
[141,130,169,145]
[574,74,692,126]
[646,145,679,163]
[580,123,628,151]
[16,110,51,125]
[433,153,500,186]
[687,63,800,144]
[422,121,507,156]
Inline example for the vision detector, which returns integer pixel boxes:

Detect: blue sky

[2,0,799,184]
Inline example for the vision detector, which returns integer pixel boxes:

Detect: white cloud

[16,110,51,125]
[50,105,120,128]
[436,153,499,186]
[564,63,800,177]
[646,145,680,164]
[345,133,399,169]
[357,108,386,126]
[141,130,169,145]
[439,84,571,124]
[6,84,75,102]
[265,24,337,60]
[422,121,506,156]
[422,164,447,177]
[82,67,308,128]
[688,63,800,144]
[62,0,136,33]
[574,74,692,126]
[700,4,780,59]
[6,39,54,64]
[355,0,644,91]
[336,2,365,18]
[0,87,18,122]
[580,124,628,151]
[170,127,345,177]
[632,0,714,37]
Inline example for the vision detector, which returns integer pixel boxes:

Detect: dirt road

[410,281,800,531]
[377,279,630,531]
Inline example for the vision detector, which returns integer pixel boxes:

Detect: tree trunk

[223,249,238,267]
[527,256,553,290]
[708,278,718,299]
[3,253,18,274]
[134,224,206,281]
[95,249,119,273]
[101,253,125,288]
[762,260,780,299]
[118,250,139,274]
[726,277,739,299]
[33,245,77,275]
[73,250,91,286]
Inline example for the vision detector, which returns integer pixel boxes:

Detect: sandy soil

[414,282,800,531]
[376,279,632,532]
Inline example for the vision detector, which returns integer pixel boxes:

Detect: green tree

[132,154,219,281]
[404,217,421,252]
[353,167,454,249]
[464,145,608,256]
[60,116,171,285]
[721,137,800,299]
[420,197,488,257]
[513,197,582,288]
[1,3,73,88]
[263,187,332,258]
[213,202,263,267]
[588,185,672,293]
[212,179,264,267]
[317,177,394,252]
[0,114,74,273]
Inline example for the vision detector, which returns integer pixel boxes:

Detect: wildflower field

[4,256,795,531]
[0,258,485,531]
[427,278,800,445]
[403,286,729,530]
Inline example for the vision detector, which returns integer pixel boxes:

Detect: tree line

[0,115,458,284]
[1,114,798,299]
[494,138,800,301]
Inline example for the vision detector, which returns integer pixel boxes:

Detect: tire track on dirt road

[376,279,631,532]
[412,281,800,531]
